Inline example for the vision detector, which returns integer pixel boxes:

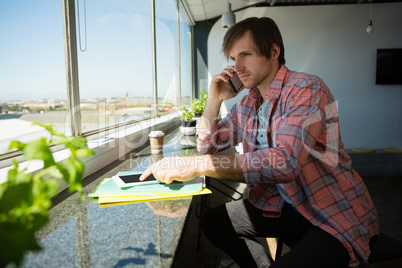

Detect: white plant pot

[180,126,196,136]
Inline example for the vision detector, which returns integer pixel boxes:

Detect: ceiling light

[366,0,374,34]
[366,20,373,34]
[222,2,235,28]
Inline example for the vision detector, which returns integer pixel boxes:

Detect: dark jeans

[201,199,350,268]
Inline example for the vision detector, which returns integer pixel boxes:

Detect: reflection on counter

[180,135,196,149]
[146,198,192,218]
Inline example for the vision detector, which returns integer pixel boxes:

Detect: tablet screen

[119,173,157,183]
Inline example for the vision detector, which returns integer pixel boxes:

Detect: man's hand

[209,66,243,102]
[139,156,201,184]
[139,154,245,184]
[197,66,245,135]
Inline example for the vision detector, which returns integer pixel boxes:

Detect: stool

[271,232,402,266]
[364,232,402,266]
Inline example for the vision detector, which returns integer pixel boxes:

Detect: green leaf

[51,137,70,146]
[31,175,59,201]
[180,105,195,121]
[57,158,84,201]
[44,179,59,198]
[6,160,30,185]
[54,162,69,182]
[32,121,64,138]
[0,221,41,266]
[74,148,94,158]
[22,138,55,168]
[8,140,25,151]
[0,182,32,214]
[41,165,63,181]
[0,121,93,265]
[66,136,90,150]
[53,136,91,157]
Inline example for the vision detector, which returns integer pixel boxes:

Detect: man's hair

[222,17,286,66]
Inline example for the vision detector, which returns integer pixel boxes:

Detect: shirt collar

[248,87,261,100]
[266,65,289,101]
[248,65,289,101]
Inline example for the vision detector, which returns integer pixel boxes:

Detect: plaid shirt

[197,66,379,266]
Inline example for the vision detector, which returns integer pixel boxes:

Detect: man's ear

[271,43,280,61]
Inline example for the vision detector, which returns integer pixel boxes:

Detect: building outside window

[0,0,193,164]
[0,0,67,155]
[77,0,154,134]
[180,11,192,107]
[155,0,179,112]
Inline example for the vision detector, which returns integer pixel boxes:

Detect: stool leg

[275,238,283,260]
[266,237,282,261]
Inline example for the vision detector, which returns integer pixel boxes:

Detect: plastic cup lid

[149,131,165,137]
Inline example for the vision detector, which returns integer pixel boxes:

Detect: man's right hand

[197,66,244,135]
[209,66,244,102]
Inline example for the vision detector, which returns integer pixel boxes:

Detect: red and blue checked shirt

[197,66,380,266]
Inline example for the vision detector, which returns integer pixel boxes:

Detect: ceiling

[182,0,401,22]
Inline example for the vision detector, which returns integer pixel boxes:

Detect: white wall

[207,3,402,150]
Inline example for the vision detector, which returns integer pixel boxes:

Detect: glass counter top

[20,128,198,268]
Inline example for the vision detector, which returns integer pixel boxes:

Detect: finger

[162,173,171,184]
[224,66,234,72]
[154,170,165,183]
[164,174,175,185]
[224,66,235,75]
[221,71,233,81]
[164,178,174,184]
[139,166,153,181]
[213,73,228,83]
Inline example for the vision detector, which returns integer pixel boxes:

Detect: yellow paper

[98,188,212,206]
[99,195,192,208]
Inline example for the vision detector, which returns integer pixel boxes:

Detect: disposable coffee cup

[151,153,164,164]
[149,131,165,154]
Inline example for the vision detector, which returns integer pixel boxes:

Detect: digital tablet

[112,172,159,188]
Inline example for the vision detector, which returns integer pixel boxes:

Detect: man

[141,17,379,267]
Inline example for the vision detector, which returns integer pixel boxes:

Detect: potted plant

[180,105,196,127]
[179,106,196,136]
[191,89,207,117]
[0,122,94,267]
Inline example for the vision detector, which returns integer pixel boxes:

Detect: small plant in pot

[191,89,207,117]
[180,106,196,127]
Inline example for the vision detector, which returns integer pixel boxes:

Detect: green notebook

[89,176,204,197]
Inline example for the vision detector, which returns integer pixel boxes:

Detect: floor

[172,175,402,268]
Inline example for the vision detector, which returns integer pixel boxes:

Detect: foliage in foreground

[0,122,94,266]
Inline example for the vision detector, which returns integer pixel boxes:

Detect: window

[155,0,179,112]
[0,0,193,164]
[77,0,154,134]
[180,12,192,107]
[0,1,67,155]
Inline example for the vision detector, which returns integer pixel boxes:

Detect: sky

[0,0,191,102]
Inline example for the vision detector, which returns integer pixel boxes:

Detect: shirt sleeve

[196,104,243,155]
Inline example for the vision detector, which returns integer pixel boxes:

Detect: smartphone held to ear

[228,72,243,93]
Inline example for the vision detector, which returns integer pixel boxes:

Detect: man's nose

[233,60,243,73]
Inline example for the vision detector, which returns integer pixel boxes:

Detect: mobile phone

[228,72,243,93]
[112,172,158,188]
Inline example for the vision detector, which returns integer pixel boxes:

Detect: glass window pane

[155,0,178,114]
[0,1,67,155]
[77,0,153,133]
[180,13,192,107]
